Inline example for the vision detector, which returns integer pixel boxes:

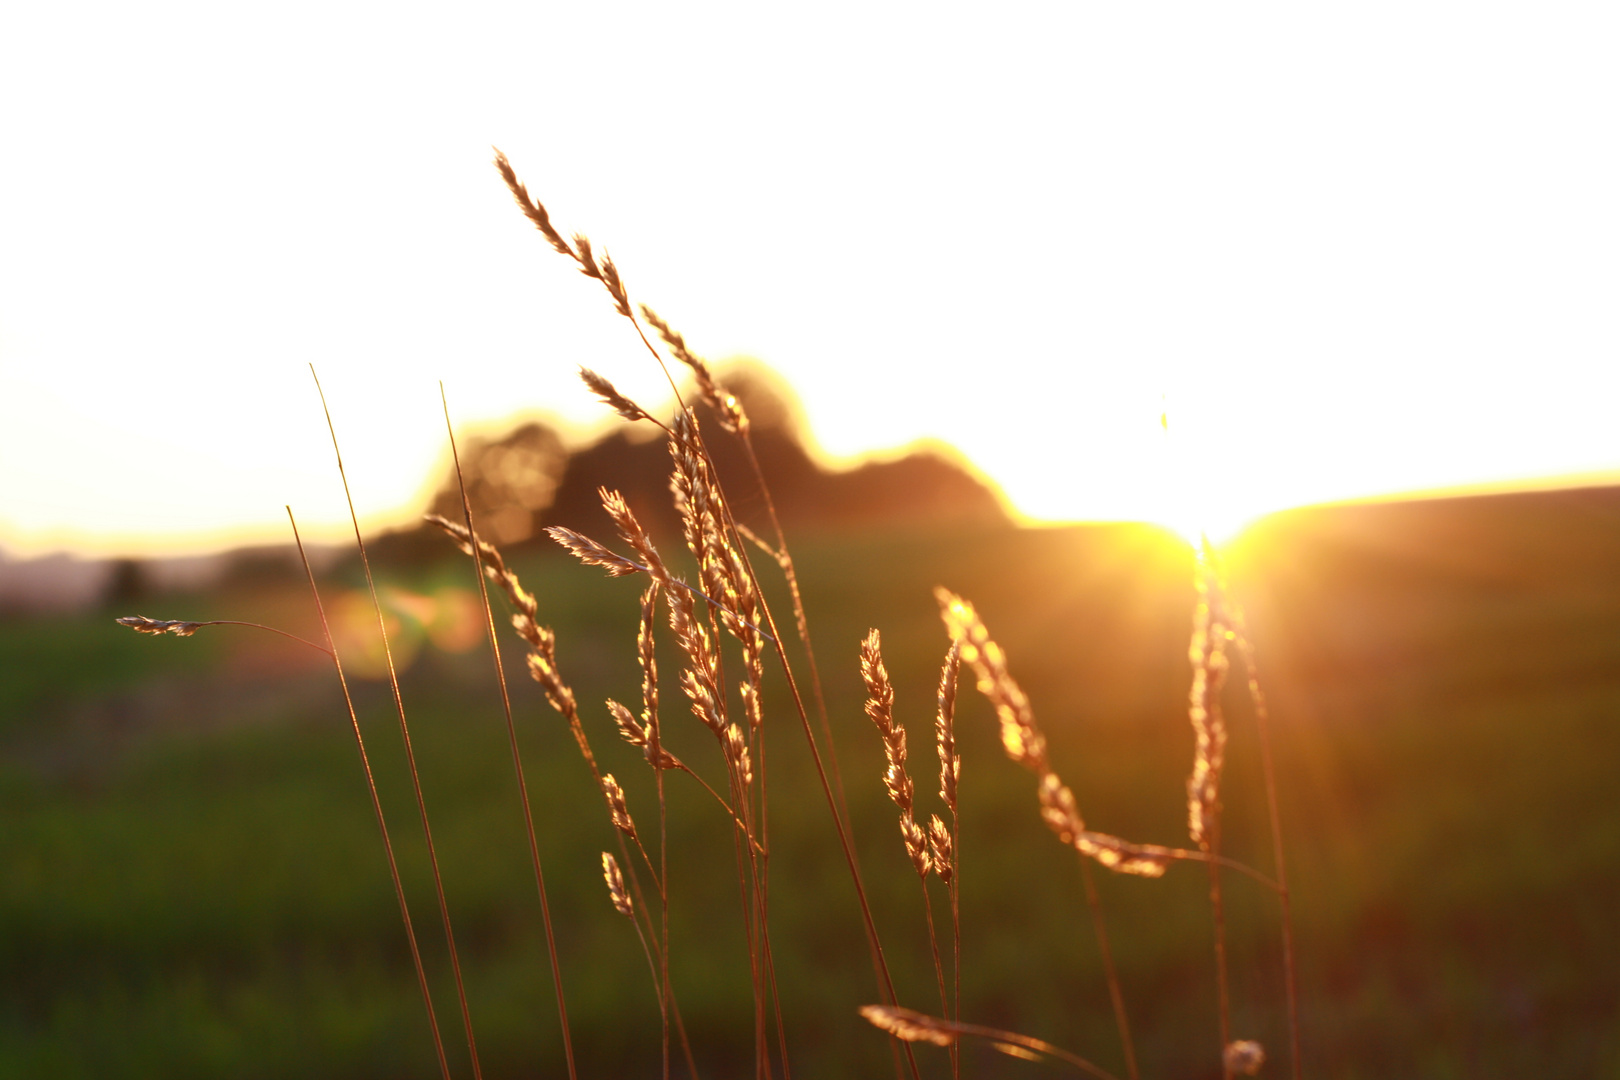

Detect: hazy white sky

[3,3,1618,556]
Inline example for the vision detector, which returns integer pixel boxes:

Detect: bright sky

[3,3,1618,557]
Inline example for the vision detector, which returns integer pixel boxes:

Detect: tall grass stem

[311,367,484,1080]
[287,507,454,1080]
[440,386,578,1080]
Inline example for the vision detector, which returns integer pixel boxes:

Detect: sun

[1148,400,1277,550]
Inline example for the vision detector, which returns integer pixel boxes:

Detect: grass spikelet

[859,1005,954,1048]
[423,513,541,632]
[546,525,643,578]
[724,723,753,789]
[579,367,655,425]
[899,816,931,878]
[639,304,748,433]
[858,1006,1121,1080]
[935,643,960,812]
[603,490,672,583]
[116,615,205,636]
[859,630,913,814]
[926,815,952,883]
[525,626,579,718]
[935,589,1167,878]
[637,583,661,720]
[602,774,639,841]
[934,591,1044,768]
[117,615,330,654]
[603,853,634,919]
[677,659,725,737]
[1186,547,1232,851]
[608,700,682,771]
[492,148,575,259]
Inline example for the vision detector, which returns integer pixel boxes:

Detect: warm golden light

[4,7,1620,558]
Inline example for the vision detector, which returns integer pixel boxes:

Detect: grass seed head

[492,148,575,259]
[601,852,633,918]
[859,1005,956,1047]
[927,814,953,882]
[725,723,753,788]
[935,641,961,811]
[900,813,932,878]
[116,615,204,637]
[546,526,642,578]
[1187,551,1232,850]
[640,304,748,433]
[601,774,637,841]
[579,367,653,425]
[860,629,914,812]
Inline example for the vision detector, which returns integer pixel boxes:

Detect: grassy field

[3,489,1619,1078]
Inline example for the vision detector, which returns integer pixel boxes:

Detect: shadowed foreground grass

[3,498,1619,1078]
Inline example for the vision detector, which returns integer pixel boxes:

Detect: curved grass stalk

[312,366,484,1080]
[441,386,577,1080]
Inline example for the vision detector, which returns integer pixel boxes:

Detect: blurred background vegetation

[3,382,1618,1078]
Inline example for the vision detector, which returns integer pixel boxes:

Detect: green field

[3,490,1619,1078]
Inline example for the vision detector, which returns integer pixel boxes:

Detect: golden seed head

[601,774,637,840]
[725,723,753,788]
[607,699,645,746]
[546,526,642,578]
[927,814,953,882]
[1074,831,1172,878]
[858,1005,955,1047]
[601,852,633,918]
[578,366,652,425]
[116,616,204,637]
[900,814,931,878]
[935,642,961,811]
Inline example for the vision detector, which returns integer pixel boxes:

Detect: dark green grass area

[4,492,1620,1077]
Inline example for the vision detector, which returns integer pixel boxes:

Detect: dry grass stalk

[604,847,671,1080]
[439,389,580,1080]
[493,148,629,317]
[860,630,952,1068]
[636,584,675,1080]
[932,643,962,1080]
[118,514,460,1080]
[1187,545,1235,1076]
[487,153,948,1080]
[286,511,456,1080]
[312,367,486,1080]
[935,589,1170,878]
[117,615,329,653]
[935,588,1145,1077]
[639,303,748,434]
[429,505,705,1079]
[1229,594,1304,1080]
[860,630,930,878]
